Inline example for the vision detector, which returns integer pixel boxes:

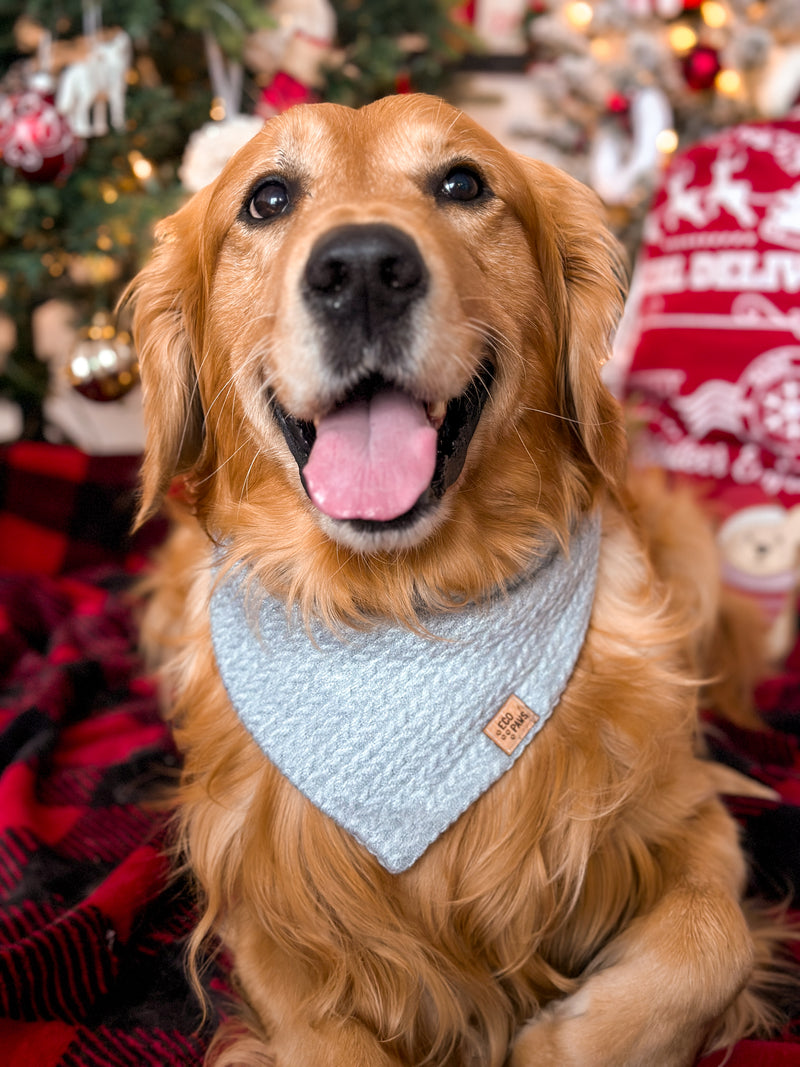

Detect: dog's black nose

[303,223,428,336]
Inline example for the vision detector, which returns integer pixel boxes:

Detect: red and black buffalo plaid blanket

[0,441,798,1066]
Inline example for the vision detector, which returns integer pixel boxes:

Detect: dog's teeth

[427,400,447,429]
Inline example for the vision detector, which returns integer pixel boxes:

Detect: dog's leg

[511,797,754,1067]
[256,1013,405,1067]
[226,939,406,1067]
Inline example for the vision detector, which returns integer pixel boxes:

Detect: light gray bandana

[210,513,601,873]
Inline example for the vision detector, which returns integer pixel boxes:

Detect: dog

[127,94,786,1066]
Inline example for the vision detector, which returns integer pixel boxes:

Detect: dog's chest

[210,516,601,873]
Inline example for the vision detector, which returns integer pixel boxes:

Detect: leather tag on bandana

[483,695,539,756]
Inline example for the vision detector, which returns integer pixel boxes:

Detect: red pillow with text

[617,112,800,664]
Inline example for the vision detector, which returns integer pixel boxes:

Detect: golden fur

[127,94,785,1066]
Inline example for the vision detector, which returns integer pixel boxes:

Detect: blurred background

[0,0,798,452]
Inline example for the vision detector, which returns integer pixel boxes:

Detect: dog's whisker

[519,405,617,430]
[180,375,244,489]
[234,344,281,402]
[238,449,263,513]
[166,341,216,473]
[463,316,518,360]
[223,382,238,428]
[202,374,237,421]
[510,424,542,495]
[195,439,251,485]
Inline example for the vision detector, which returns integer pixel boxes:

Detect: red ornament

[452,2,476,25]
[0,87,82,183]
[395,70,413,95]
[256,71,317,118]
[606,92,631,134]
[681,45,721,91]
[607,92,630,115]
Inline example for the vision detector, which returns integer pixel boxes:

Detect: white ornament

[473,0,529,53]
[0,399,23,444]
[757,44,800,119]
[179,114,265,192]
[204,32,244,121]
[590,86,674,205]
[44,383,145,454]
[273,0,336,46]
[623,0,683,15]
[56,30,131,138]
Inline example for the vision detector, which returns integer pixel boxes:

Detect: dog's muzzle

[271,222,494,531]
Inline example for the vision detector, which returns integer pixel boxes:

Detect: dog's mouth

[271,360,494,529]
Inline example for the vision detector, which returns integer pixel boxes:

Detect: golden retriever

[127,94,785,1066]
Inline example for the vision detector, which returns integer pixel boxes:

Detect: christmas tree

[0,0,469,442]
[4,0,799,445]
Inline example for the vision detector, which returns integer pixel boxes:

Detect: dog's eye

[248,180,291,220]
[439,167,484,203]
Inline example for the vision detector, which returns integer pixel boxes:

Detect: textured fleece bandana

[210,513,601,873]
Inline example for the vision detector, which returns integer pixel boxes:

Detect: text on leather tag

[483,695,539,756]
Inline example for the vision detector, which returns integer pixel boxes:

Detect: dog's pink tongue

[304,390,437,521]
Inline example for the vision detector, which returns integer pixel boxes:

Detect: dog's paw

[510,988,701,1067]
[510,992,589,1067]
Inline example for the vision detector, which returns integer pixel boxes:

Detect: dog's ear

[123,183,216,523]
[514,155,628,488]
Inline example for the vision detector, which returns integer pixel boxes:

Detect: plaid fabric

[0,441,165,578]
[0,442,215,1065]
[0,442,798,1065]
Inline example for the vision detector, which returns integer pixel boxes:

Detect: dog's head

[128,95,626,617]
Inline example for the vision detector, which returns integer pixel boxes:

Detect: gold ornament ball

[67,329,139,401]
